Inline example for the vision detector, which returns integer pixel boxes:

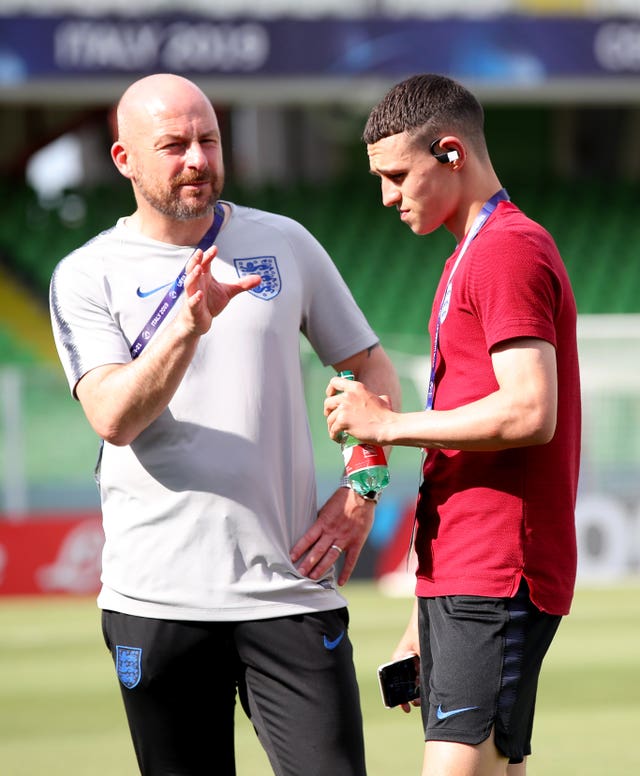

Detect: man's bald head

[115,74,216,146]
[111,73,224,226]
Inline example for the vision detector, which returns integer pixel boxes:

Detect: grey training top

[50,202,378,621]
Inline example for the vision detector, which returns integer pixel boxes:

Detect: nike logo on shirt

[436,704,480,720]
[136,282,173,298]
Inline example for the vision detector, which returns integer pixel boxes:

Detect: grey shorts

[417,579,561,764]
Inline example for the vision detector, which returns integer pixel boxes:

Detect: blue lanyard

[129,202,225,359]
[94,202,225,486]
[425,189,509,410]
[406,188,510,563]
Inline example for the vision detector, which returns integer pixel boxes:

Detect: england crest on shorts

[234,256,281,300]
[115,645,142,689]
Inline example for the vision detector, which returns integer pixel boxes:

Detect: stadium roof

[3,0,640,17]
[2,5,640,106]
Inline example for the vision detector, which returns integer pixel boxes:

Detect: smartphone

[377,654,420,708]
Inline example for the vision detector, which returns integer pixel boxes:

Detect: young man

[324,74,581,776]
[49,73,400,776]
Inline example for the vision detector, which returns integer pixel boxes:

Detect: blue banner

[2,14,640,84]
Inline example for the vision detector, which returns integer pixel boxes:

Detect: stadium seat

[1,176,639,364]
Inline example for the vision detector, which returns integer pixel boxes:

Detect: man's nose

[185,143,207,169]
[381,180,400,208]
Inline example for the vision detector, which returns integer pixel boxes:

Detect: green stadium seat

[1,176,640,364]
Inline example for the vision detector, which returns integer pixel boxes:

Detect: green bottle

[337,371,390,499]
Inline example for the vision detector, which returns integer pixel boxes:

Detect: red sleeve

[464,216,563,353]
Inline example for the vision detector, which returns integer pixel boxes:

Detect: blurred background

[1,0,639,596]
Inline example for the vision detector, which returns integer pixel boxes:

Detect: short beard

[135,172,223,221]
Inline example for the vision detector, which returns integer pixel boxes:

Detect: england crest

[116,645,142,689]
[234,256,281,300]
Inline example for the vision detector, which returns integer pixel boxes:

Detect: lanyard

[425,189,509,410]
[406,189,510,566]
[129,201,225,359]
[94,202,225,487]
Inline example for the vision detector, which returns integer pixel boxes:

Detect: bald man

[50,74,400,776]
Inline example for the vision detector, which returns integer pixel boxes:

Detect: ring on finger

[330,544,344,555]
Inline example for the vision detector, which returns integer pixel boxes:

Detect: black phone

[377,654,420,708]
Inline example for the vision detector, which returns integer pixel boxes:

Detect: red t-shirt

[415,200,581,615]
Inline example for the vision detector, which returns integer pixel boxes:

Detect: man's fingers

[326,376,353,397]
[185,248,203,274]
[292,537,351,581]
[290,522,323,564]
[236,274,262,292]
[200,244,218,268]
[337,550,359,586]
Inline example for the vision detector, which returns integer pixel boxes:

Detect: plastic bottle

[337,370,390,499]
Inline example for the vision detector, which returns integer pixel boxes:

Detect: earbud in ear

[430,138,460,165]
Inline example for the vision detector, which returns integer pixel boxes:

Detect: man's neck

[125,204,227,246]
[450,175,504,244]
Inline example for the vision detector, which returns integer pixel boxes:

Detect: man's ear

[430,135,463,166]
[111,141,133,180]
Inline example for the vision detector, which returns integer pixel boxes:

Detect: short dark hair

[363,73,485,152]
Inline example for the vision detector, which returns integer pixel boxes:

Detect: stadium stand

[0,171,638,366]
[0,265,57,364]
[1,1,639,592]
[3,0,640,16]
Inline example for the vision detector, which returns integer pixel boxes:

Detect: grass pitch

[1,581,639,775]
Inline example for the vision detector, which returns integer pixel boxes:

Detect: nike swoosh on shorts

[436,704,480,720]
[323,631,345,650]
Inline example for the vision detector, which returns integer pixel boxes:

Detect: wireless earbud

[429,138,460,164]
[442,149,459,163]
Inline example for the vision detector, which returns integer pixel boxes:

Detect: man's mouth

[177,176,210,188]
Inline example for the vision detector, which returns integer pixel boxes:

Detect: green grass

[1,582,639,775]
